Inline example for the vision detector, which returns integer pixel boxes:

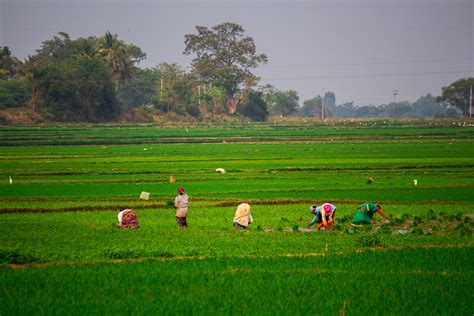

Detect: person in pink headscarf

[306,203,337,229]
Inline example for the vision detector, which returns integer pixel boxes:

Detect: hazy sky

[1,0,473,106]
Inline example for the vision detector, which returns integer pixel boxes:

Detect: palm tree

[95,32,135,93]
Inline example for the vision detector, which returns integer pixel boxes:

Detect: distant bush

[0,78,31,108]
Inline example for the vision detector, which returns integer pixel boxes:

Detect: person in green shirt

[351,202,389,226]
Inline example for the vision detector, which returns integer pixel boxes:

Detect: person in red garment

[117,209,139,229]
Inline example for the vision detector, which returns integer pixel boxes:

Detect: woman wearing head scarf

[174,186,189,228]
[306,203,337,229]
[233,203,253,230]
[117,209,139,229]
[351,202,389,226]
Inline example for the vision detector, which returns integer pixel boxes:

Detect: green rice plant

[454,223,472,236]
[0,122,473,315]
[449,212,463,221]
[411,227,424,235]
[425,209,437,220]
[0,250,40,265]
[357,233,383,247]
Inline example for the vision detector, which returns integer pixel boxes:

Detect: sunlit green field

[0,120,473,315]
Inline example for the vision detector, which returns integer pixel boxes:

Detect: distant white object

[413,180,418,186]
[215,168,226,174]
[140,191,150,200]
[186,128,189,132]
[9,176,12,184]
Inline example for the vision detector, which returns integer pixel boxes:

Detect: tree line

[0,23,472,122]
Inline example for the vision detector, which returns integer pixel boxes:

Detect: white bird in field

[9,176,12,184]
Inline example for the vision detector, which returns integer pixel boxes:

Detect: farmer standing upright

[174,186,189,229]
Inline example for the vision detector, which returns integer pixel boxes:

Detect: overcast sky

[1,0,473,106]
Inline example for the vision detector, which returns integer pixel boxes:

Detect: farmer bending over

[307,203,337,229]
[233,203,253,230]
[175,186,189,229]
[351,202,389,226]
[118,209,139,229]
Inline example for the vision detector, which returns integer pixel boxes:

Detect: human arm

[321,211,328,227]
[174,196,179,208]
[307,214,318,227]
[329,213,335,225]
[376,207,390,220]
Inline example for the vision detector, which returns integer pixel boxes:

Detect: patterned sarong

[176,216,187,228]
[119,210,139,229]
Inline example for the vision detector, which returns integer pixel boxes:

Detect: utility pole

[321,88,325,119]
[160,79,163,102]
[392,89,398,117]
[470,85,472,118]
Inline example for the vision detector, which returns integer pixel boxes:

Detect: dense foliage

[184,22,268,114]
[0,26,471,121]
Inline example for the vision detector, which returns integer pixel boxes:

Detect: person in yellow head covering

[233,203,253,230]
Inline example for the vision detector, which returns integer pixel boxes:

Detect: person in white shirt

[174,186,189,228]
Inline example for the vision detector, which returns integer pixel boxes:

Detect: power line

[26,69,473,84]
[259,57,472,70]
[261,69,474,81]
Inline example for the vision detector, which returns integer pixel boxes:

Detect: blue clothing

[309,212,322,226]
[234,222,250,230]
[308,204,337,226]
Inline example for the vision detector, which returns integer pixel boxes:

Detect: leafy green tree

[300,92,335,118]
[300,96,321,117]
[411,93,444,117]
[205,85,226,115]
[392,101,412,117]
[239,91,269,121]
[32,32,75,62]
[34,56,119,121]
[437,78,474,117]
[183,22,267,114]
[265,90,299,116]
[0,46,21,79]
[354,105,382,118]
[25,32,92,112]
[323,91,336,108]
[74,37,99,59]
[331,102,356,118]
[156,63,185,113]
[0,78,31,108]
[119,67,161,108]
